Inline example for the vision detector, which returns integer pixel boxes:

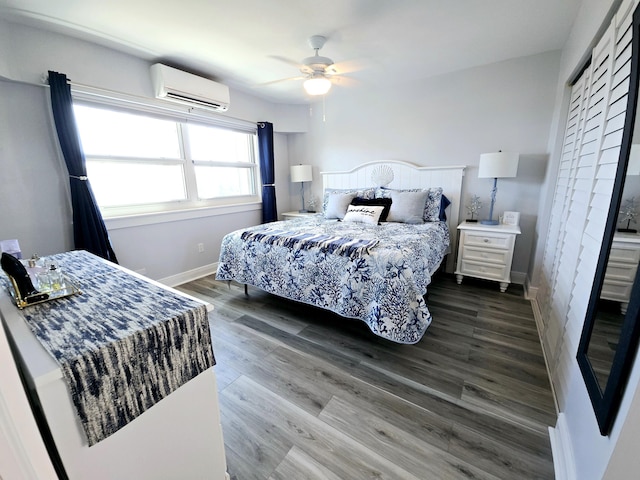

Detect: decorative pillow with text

[350,197,393,222]
[342,205,385,225]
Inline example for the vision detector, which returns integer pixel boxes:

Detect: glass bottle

[49,264,64,291]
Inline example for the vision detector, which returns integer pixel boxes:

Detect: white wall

[0,19,309,134]
[0,80,73,257]
[289,51,560,278]
[602,364,640,478]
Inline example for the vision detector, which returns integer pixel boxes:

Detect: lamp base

[480,219,499,225]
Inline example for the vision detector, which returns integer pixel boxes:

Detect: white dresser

[0,252,229,480]
[601,232,640,314]
[455,222,521,292]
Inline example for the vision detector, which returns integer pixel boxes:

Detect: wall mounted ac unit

[150,63,230,112]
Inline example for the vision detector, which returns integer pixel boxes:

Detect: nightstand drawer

[601,279,635,302]
[461,246,509,264]
[458,259,507,281]
[609,247,640,264]
[604,262,639,282]
[601,235,640,307]
[463,232,513,250]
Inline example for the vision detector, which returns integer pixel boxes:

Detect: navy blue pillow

[439,195,451,221]
[351,197,393,222]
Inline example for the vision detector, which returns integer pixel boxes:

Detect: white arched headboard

[321,160,466,273]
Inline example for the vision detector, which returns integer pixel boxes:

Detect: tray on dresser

[5,275,81,309]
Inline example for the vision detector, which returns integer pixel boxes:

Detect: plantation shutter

[539,66,591,364]
[538,0,637,403]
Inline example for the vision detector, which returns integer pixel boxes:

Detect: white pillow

[324,192,357,219]
[386,190,429,224]
[342,205,384,225]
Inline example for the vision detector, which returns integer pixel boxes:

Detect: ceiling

[0,0,582,104]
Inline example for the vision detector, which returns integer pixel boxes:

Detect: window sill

[104,202,261,230]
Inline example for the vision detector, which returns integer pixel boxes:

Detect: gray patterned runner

[9,250,215,446]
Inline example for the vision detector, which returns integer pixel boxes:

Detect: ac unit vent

[164,92,226,111]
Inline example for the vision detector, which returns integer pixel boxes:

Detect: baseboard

[511,271,527,285]
[549,413,576,480]
[533,298,576,480]
[524,276,538,301]
[158,262,219,288]
[531,296,560,415]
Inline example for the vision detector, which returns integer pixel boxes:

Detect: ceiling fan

[262,35,354,96]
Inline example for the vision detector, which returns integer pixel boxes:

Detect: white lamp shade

[303,76,332,96]
[290,164,313,183]
[478,152,519,178]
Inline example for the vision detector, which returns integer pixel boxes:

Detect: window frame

[71,91,261,220]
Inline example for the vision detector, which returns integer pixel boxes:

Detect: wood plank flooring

[177,272,556,480]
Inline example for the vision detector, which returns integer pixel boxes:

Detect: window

[186,124,256,199]
[73,104,258,216]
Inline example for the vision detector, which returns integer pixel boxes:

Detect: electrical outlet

[197,243,204,253]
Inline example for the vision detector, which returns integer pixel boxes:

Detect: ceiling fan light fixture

[303,76,332,96]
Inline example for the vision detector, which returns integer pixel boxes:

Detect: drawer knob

[483,238,489,243]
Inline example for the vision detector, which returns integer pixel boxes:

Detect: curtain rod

[1,73,257,130]
[46,73,257,130]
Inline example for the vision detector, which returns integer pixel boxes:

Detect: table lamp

[290,164,313,212]
[478,151,519,225]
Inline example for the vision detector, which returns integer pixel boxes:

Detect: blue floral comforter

[216,215,450,344]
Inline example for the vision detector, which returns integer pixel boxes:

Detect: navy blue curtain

[48,71,118,263]
[257,122,277,223]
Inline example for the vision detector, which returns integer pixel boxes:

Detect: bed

[216,161,466,344]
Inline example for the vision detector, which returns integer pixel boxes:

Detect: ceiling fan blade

[268,55,304,69]
[254,75,306,87]
[330,75,360,88]
[269,54,315,74]
[330,59,371,75]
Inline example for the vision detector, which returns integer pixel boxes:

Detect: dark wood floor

[177,272,557,480]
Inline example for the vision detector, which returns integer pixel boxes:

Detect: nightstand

[281,211,317,220]
[601,232,640,314]
[454,221,521,292]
